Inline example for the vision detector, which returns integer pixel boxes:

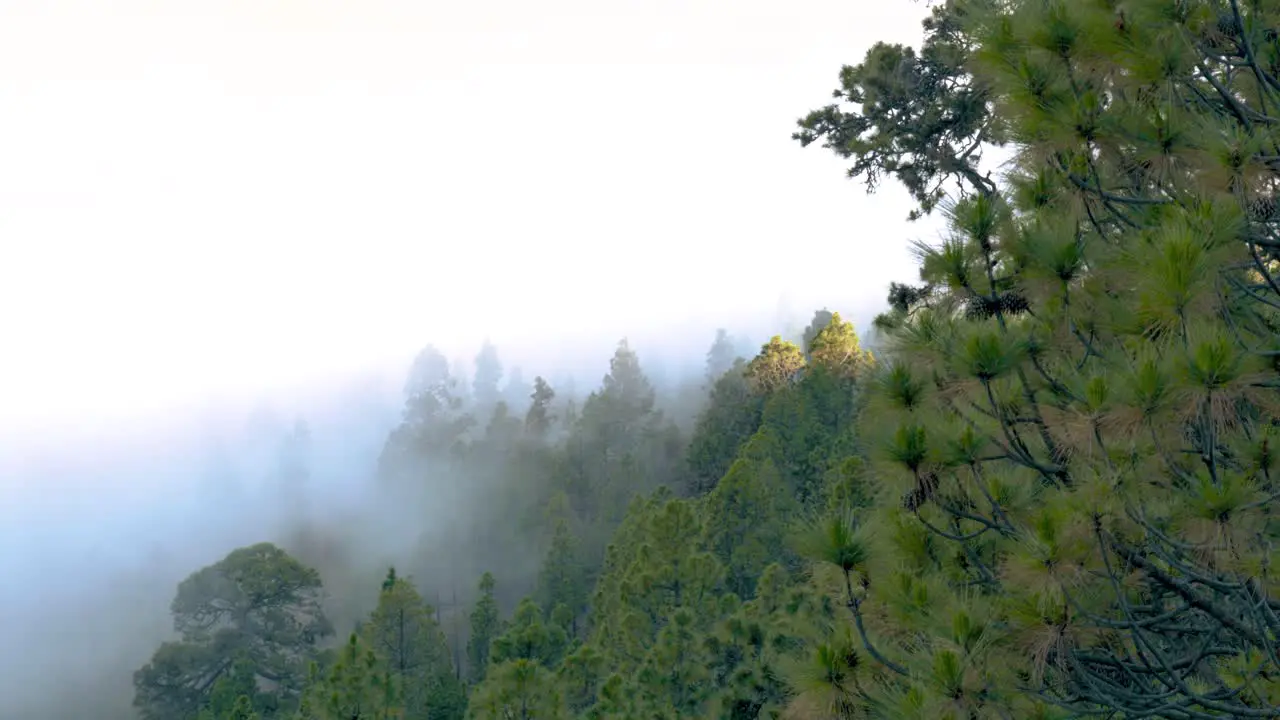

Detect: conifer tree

[133,543,332,720]
[798,0,1280,716]
[296,633,401,720]
[702,456,798,599]
[807,312,874,379]
[362,568,465,720]
[197,660,264,720]
[584,339,658,445]
[380,343,474,484]
[633,607,714,718]
[557,644,607,716]
[489,597,569,668]
[198,694,259,720]
[794,0,1000,220]
[706,328,740,386]
[467,572,502,682]
[709,564,828,720]
[686,358,764,495]
[229,696,260,720]
[536,518,588,634]
[800,308,836,359]
[563,338,679,551]
[525,376,557,439]
[744,337,806,395]
[586,492,723,680]
[587,674,638,720]
[465,659,568,720]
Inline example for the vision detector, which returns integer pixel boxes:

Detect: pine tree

[467,572,502,682]
[133,543,332,720]
[706,328,740,386]
[588,339,658,438]
[793,0,999,221]
[557,644,607,716]
[807,312,874,379]
[586,494,724,680]
[296,633,401,720]
[525,376,557,439]
[480,401,521,452]
[708,564,825,720]
[702,456,798,599]
[686,358,764,495]
[198,660,263,720]
[197,694,260,720]
[797,0,1280,716]
[744,337,806,395]
[563,338,673,545]
[465,659,568,720]
[536,519,588,635]
[489,597,569,668]
[362,568,465,720]
[632,607,714,718]
[800,309,835,359]
[380,344,474,484]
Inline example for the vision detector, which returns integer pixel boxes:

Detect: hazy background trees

[11,1,1280,719]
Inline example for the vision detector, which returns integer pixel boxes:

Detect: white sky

[0,0,938,435]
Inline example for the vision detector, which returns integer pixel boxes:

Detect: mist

[0,307,872,719]
[0,2,951,717]
[1,367,387,716]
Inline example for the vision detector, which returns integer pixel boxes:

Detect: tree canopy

[793,0,1280,716]
[133,543,333,720]
[108,3,1280,720]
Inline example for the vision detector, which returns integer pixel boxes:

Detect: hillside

[89,0,1280,718]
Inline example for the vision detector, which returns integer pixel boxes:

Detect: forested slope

[128,0,1280,717]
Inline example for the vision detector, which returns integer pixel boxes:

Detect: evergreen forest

[93,0,1280,717]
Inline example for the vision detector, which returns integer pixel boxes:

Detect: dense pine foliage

[128,0,1280,717]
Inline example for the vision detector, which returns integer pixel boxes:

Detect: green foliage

[794,0,1002,220]
[196,661,268,720]
[801,309,836,359]
[467,572,502,682]
[589,339,657,430]
[296,634,401,720]
[798,0,1280,716]
[136,313,887,720]
[198,693,260,720]
[599,496,723,637]
[556,644,607,715]
[536,519,589,634]
[489,597,569,668]
[362,568,465,720]
[752,340,866,507]
[633,608,715,717]
[126,11,1280,707]
[124,310,896,720]
[525,376,557,439]
[560,338,686,559]
[133,543,332,720]
[466,659,568,720]
[380,344,474,481]
[480,401,521,453]
[687,358,764,494]
[745,337,806,395]
[702,456,799,599]
[808,312,875,380]
[711,564,843,720]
